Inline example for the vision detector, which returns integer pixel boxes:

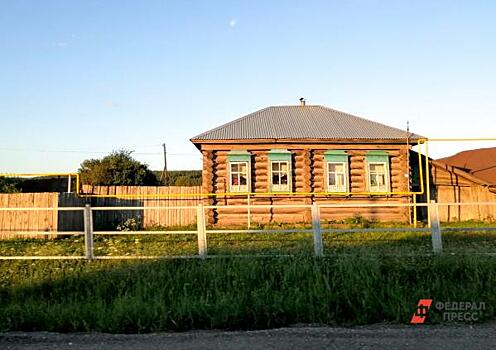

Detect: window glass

[230,161,249,192]
[271,161,290,191]
[327,162,347,192]
[368,162,389,192]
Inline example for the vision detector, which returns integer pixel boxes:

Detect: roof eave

[191,137,422,147]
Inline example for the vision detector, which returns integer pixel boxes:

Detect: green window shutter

[227,150,251,162]
[365,150,389,163]
[268,149,292,161]
[324,150,348,163]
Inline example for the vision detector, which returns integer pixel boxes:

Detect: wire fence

[0,202,496,260]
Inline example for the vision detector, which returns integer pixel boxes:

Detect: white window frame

[326,161,348,193]
[270,160,291,192]
[367,161,390,192]
[229,161,250,192]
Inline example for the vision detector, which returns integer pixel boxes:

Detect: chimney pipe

[299,97,306,106]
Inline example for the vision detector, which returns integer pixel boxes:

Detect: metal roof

[191,105,424,142]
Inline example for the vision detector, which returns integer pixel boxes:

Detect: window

[368,163,389,192]
[227,151,251,192]
[324,150,349,193]
[271,161,290,191]
[366,151,390,192]
[268,149,292,192]
[229,162,249,192]
[327,162,347,192]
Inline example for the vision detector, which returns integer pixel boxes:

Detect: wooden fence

[436,185,496,222]
[76,185,202,229]
[1,184,496,238]
[0,187,202,237]
[0,193,59,239]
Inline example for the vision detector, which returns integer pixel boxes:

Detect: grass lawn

[1,221,495,333]
[0,255,495,332]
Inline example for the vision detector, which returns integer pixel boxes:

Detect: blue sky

[1,0,495,172]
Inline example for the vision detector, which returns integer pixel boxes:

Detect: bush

[343,214,373,228]
[0,178,21,193]
[79,150,158,186]
[153,170,202,186]
[116,217,142,231]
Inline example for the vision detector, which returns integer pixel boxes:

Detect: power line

[0,147,158,155]
[0,147,199,156]
[168,153,200,156]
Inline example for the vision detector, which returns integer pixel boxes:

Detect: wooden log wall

[311,152,325,192]
[202,150,217,224]
[315,197,410,222]
[314,147,411,222]
[201,145,413,224]
[349,152,366,192]
[389,149,409,192]
[293,149,312,221]
[252,151,269,193]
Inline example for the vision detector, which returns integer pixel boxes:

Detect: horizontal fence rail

[0,201,495,260]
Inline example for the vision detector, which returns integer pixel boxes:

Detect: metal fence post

[429,201,443,253]
[83,204,94,260]
[311,203,323,257]
[197,204,207,258]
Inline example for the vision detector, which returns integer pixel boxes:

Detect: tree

[153,170,202,186]
[0,177,21,193]
[79,150,158,186]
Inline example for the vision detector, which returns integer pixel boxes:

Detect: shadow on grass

[442,231,496,253]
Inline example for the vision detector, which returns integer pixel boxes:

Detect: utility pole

[406,120,410,186]
[160,143,168,185]
[406,121,412,225]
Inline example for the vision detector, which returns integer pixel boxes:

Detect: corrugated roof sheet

[191,105,424,142]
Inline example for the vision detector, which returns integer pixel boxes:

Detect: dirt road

[2,324,495,349]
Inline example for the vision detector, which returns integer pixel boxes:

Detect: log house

[191,102,423,225]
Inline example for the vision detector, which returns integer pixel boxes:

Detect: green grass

[0,255,495,332]
[1,221,495,332]
[1,220,496,257]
